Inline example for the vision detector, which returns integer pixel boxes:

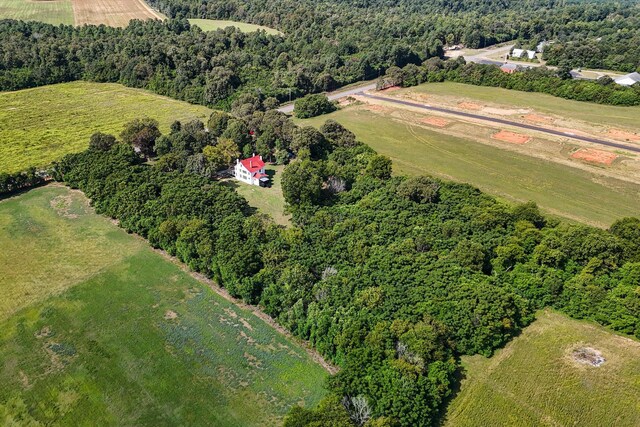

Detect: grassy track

[0,0,73,25]
[0,82,211,174]
[223,164,290,226]
[402,82,640,130]
[298,108,640,227]
[189,19,282,35]
[445,310,640,427]
[0,186,327,425]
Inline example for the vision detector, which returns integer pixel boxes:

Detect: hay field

[445,310,640,427]
[72,0,164,27]
[0,0,74,25]
[0,82,211,174]
[297,106,640,227]
[0,186,327,425]
[188,19,282,35]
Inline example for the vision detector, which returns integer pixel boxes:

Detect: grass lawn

[445,310,640,427]
[0,82,212,174]
[0,186,327,426]
[297,107,640,227]
[401,82,640,130]
[0,0,73,25]
[189,19,282,35]
[223,164,290,226]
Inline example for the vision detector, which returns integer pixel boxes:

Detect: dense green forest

[0,0,638,110]
[52,106,640,426]
[379,57,640,105]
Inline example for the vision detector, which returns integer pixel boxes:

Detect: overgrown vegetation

[50,107,640,425]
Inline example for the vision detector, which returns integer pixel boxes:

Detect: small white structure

[511,48,536,60]
[614,72,640,86]
[526,50,536,60]
[234,154,269,186]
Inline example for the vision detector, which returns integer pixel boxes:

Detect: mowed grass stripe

[0,186,327,425]
[0,82,211,174]
[445,310,640,427]
[298,107,640,227]
[0,0,74,25]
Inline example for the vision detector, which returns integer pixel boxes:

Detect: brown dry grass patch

[571,148,618,165]
[72,0,163,27]
[492,130,531,145]
[420,116,450,127]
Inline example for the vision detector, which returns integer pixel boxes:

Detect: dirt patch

[458,101,482,111]
[483,107,528,116]
[50,195,79,219]
[571,148,618,166]
[380,86,401,92]
[420,116,450,127]
[524,113,554,123]
[244,352,263,369]
[608,129,640,143]
[492,130,531,145]
[572,347,605,367]
[365,104,392,113]
[164,310,178,320]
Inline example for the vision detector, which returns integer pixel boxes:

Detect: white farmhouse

[234,154,269,187]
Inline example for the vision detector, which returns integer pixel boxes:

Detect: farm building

[614,72,640,86]
[234,154,269,186]
[511,48,536,60]
[500,63,519,74]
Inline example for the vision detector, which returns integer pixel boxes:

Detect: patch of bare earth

[571,346,605,367]
[380,86,401,92]
[458,101,482,111]
[365,104,392,113]
[608,129,640,143]
[420,116,450,127]
[524,113,554,123]
[50,195,79,219]
[571,148,618,166]
[72,0,163,27]
[492,130,531,145]
[164,310,178,320]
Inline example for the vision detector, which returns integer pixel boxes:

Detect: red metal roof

[240,155,265,173]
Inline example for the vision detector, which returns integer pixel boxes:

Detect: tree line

[51,110,640,426]
[379,57,640,106]
[1,0,638,110]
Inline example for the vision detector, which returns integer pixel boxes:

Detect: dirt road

[278,81,377,114]
[359,92,640,154]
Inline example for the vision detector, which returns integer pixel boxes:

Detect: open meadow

[189,19,282,35]
[0,82,211,174]
[445,310,640,427]
[0,186,327,426]
[0,0,74,25]
[297,104,640,227]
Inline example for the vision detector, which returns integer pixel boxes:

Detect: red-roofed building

[234,154,269,187]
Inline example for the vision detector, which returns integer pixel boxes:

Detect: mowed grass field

[402,82,640,130]
[189,19,282,35]
[445,310,640,426]
[224,165,290,226]
[0,0,74,25]
[0,186,327,426]
[298,107,640,227]
[0,82,211,174]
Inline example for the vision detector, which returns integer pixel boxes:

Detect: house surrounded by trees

[234,154,269,186]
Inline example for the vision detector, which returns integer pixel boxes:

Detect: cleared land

[298,106,640,227]
[223,164,290,226]
[0,186,327,425]
[0,0,74,25]
[445,310,640,427]
[0,82,211,174]
[189,19,282,35]
[72,0,164,27]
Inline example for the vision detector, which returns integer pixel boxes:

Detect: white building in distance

[234,154,269,186]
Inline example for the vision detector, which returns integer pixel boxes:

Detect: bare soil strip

[72,0,163,27]
[492,130,531,144]
[571,148,618,165]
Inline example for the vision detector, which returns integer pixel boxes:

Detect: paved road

[278,82,377,113]
[359,92,640,154]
